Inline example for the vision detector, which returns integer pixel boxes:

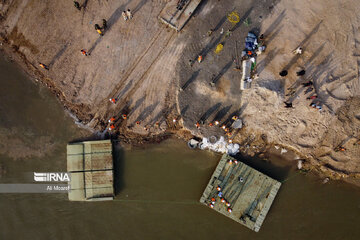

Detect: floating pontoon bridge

[67,140,114,201]
[200,154,281,232]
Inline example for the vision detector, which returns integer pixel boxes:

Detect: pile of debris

[188,136,240,155]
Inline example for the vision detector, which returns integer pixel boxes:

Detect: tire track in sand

[108,29,176,118]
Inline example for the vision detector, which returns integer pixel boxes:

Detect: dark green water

[0,53,360,240]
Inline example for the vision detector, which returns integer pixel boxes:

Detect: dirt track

[0,0,359,183]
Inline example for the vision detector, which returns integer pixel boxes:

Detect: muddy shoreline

[1,0,360,187]
[1,40,359,186]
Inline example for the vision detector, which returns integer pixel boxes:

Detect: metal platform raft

[67,140,114,201]
[200,154,281,232]
[159,0,202,31]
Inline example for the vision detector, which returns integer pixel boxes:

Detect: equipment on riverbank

[159,0,202,31]
[198,136,240,156]
[240,32,263,90]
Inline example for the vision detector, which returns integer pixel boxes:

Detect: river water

[0,53,360,240]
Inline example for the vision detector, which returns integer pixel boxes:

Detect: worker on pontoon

[108,117,116,123]
[108,125,115,131]
[122,114,127,120]
[109,98,117,104]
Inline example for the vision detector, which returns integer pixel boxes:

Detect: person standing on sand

[108,117,116,123]
[95,24,104,36]
[293,47,302,55]
[302,81,313,87]
[126,9,133,19]
[122,11,128,21]
[39,63,49,70]
[296,70,306,76]
[108,125,115,131]
[304,87,313,94]
[279,70,288,77]
[80,49,89,56]
[307,95,317,100]
[207,29,214,36]
[310,102,317,108]
[284,102,293,108]
[74,1,81,11]
[188,59,193,67]
[316,105,322,111]
[109,98,117,104]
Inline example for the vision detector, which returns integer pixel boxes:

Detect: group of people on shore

[282,47,322,111]
[38,2,138,134]
[40,3,133,69]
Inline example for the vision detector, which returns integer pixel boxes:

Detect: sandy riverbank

[0,0,359,184]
